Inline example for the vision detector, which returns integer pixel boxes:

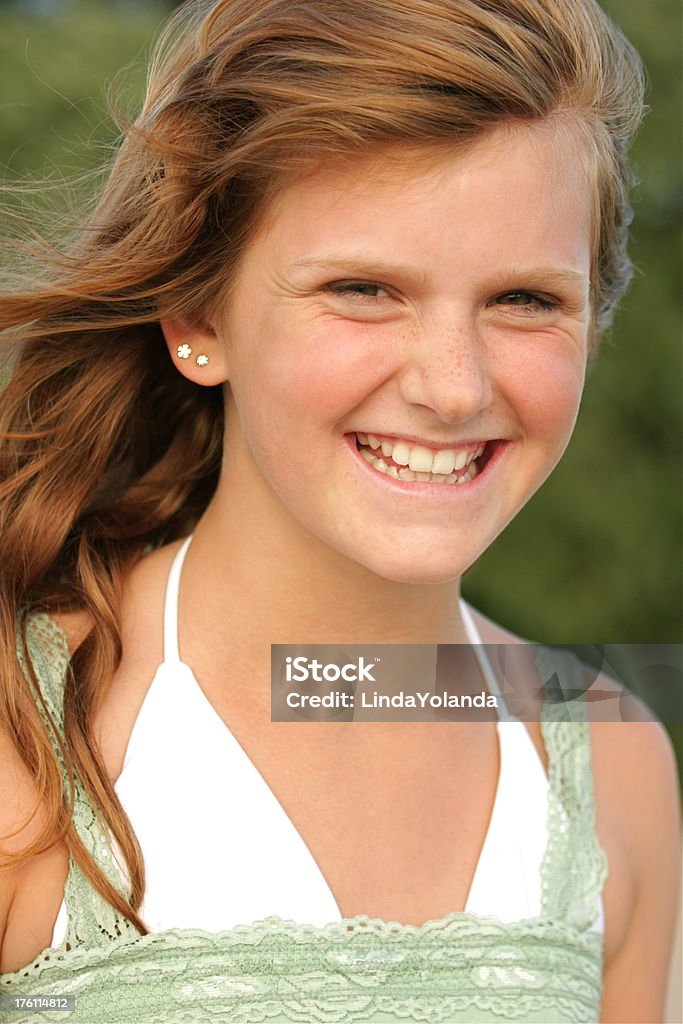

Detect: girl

[0,0,679,1021]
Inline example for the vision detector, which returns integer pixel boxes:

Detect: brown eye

[325,281,390,300]
[492,291,557,310]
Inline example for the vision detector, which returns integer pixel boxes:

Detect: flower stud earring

[176,344,209,367]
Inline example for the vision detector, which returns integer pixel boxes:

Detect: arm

[0,720,45,973]
[599,717,681,1023]
[0,612,86,974]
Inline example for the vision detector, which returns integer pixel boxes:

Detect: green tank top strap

[16,609,71,741]
[18,610,138,951]
[532,644,608,931]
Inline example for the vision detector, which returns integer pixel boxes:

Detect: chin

[355,548,473,586]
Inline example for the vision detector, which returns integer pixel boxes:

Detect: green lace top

[1,612,608,1023]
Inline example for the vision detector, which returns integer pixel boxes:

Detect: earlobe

[160,317,227,384]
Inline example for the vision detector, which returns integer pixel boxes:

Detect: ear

[160,317,229,385]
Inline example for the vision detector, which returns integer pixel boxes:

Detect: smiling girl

[0,0,679,1022]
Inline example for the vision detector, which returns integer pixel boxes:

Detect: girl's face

[204,121,592,583]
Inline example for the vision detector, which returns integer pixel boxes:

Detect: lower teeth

[358,446,479,484]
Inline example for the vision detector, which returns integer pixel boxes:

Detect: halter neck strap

[163,535,512,720]
[459,599,513,720]
[163,533,194,664]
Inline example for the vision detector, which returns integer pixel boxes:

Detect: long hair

[0,0,645,934]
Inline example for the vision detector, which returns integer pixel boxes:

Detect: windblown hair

[0,0,645,934]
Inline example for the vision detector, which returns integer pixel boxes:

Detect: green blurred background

[0,0,681,753]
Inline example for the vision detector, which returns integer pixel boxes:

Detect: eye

[489,291,559,313]
[324,280,391,301]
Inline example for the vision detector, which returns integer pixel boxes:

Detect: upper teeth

[357,433,485,475]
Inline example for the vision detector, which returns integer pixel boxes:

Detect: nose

[396,312,494,424]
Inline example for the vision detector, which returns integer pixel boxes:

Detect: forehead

[246,118,594,282]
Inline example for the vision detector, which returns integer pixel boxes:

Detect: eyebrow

[290,256,427,285]
[498,267,589,291]
[290,256,587,291]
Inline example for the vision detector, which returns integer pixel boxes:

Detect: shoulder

[547,655,680,897]
[581,663,681,1014]
[580,665,680,862]
[586,673,680,887]
[588,673,681,1014]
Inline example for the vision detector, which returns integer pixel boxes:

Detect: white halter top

[52,534,603,945]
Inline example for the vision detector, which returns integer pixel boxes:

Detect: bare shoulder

[586,667,681,1018]
[585,666,680,880]
[579,664,680,862]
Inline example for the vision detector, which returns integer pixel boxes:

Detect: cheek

[506,342,586,448]
[243,315,386,429]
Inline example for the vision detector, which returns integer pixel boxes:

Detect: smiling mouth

[352,432,498,485]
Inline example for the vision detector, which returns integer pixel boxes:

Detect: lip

[355,430,491,453]
[343,433,509,500]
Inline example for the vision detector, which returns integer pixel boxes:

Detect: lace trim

[2,914,602,1022]
[532,645,609,930]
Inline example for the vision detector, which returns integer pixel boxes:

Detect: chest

[95,654,507,921]
[89,619,630,950]
[242,725,504,923]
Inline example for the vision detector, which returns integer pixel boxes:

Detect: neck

[186,485,471,649]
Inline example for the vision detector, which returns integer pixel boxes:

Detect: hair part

[0,0,645,937]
